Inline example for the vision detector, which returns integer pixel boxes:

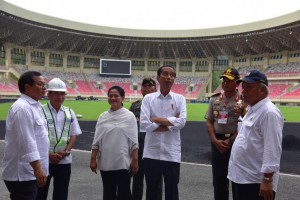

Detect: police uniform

[130,99,145,200]
[205,90,244,200]
[130,100,145,140]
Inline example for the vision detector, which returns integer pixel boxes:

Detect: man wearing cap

[130,78,162,200]
[228,70,284,200]
[36,78,82,200]
[205,67,245,200]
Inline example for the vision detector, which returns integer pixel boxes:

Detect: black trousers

[132,137,163,200]
[100,169,132,200]
[4,180,38,200]
[211,134,233,200]
[144,158,180,200]
[232,182,276,200]
[36,163,71,200]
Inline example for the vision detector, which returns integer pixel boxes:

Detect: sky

[4,0,300,30]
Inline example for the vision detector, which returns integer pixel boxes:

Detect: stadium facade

[0,0,300,104]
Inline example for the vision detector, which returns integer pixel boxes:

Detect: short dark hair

[108,85,125,97]
[157,65,176,77]
[18,71,42,93]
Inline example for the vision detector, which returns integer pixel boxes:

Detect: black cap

[220,68,240,80]
[142,78,156,86]
[237,70,268,86]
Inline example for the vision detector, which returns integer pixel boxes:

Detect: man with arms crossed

[228,70,284,200]
[140,65,186,200]
[36,78,82,200]
[2,71,49,200]
[130,77,162,200]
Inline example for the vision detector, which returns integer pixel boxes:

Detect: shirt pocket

[35,118,48,137]
[239,120,254,141]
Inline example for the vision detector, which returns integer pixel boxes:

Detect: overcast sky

[4,0,300,30]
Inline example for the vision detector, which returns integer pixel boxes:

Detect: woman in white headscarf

[90,85,138,200]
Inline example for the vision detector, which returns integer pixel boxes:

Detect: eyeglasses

[35,82,47,89]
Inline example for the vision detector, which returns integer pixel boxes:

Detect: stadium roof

[1,0,300,59]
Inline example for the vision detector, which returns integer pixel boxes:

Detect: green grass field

[0,100,299,122]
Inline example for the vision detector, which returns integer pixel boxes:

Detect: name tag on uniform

[218,110,228,124]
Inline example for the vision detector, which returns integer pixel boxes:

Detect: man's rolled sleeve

[261,111,283,174]
[23,152,40,163]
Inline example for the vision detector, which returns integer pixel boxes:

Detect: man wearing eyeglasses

[228,70,283,200]
[2,71,49,200]
[140,65,187,200]
[36,78,82,200]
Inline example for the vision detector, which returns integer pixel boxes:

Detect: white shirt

[228,97,284,192]
[140,90,186,163]
[92,107,138,171]
[46,103,82,164]
[2,94,49,181]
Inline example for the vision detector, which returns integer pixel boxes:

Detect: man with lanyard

[36,78,82,200]
[130,77,162,200]
[205,67,244,200]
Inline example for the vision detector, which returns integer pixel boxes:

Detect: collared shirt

[140,90,186,163]
[45,103,82,164]
[2,94,49,181]
[228,97,284,192]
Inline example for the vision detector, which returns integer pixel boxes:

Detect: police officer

[130,77,162,200]
[205,68,244,200]
[36,78,82,200]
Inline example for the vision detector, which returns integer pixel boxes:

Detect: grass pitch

[0,100,299,122]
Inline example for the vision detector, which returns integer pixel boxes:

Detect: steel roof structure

[1,0,300,59]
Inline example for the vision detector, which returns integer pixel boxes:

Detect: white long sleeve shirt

[228,97,284,192]
[140,90,186,163]
[2,94,49,181]
[45,103,82,164]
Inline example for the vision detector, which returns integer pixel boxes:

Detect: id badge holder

[218,110,228,124]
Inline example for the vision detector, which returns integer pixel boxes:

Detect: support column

[144,58,148,75]
[25,47,32,68]
[4,43,13,70]
[80,54,84,73]
[192,58,196,76]
[63,52,67,72]
[45,51,50,70]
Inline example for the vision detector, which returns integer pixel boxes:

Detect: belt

[215,133,234,138]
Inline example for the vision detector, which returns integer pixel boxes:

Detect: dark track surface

[1,121,299,175]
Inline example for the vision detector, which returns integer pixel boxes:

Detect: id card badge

[218,110,228,124]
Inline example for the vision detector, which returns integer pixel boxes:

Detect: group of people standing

[206,68,284,200]
[2,71,82,200]
[2,65,283,200]
[89,65,186,200]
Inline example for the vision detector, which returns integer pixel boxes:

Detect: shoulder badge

[211,92,221,97]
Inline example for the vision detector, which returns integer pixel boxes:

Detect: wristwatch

[263,176,273,182]
[65,150,71,156]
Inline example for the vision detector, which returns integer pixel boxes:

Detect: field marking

[1,140,299,178]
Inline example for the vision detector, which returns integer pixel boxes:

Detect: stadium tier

[1,1,300,103]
